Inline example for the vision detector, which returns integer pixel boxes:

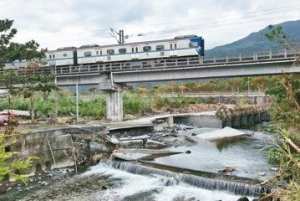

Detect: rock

[237,197,249,201]
[218,166,235,174]
[271,167,278,171]
[40,181,49,186]
[108,137,119,145]
[91,154,104,164]
[7,187,12,191]
[101,186,108,190]
[258,172,266,176]
[185,150,192,154]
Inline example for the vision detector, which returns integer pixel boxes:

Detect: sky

[1,0,300,50]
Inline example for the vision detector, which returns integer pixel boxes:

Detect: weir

[99,160,270,197]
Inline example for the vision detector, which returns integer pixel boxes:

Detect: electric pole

[110,28,126,44]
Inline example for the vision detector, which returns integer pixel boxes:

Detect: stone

[237,197,249,201]
[101,186,108,190]
[271,167,278,171]
[7,187,12,191]
[218,166,235,174]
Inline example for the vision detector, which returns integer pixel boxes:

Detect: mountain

[205,20,300,57]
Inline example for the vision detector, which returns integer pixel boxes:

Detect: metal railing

[2,49,299,77]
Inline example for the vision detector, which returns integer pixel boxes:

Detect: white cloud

[1,0,300,50]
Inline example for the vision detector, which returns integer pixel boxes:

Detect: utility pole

[110,28,127,44]
[247,77,250,96]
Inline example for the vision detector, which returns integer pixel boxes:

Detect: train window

[143,46,151,52]
[96,51,99,55]
[170,44,173,50]
[132,47,134,53]
[63,53,67,57]
[189,42,198,48]
[156,45,165,51]
[119,48,127,54]
[107,49,115,55]
[174,44,177,49]
[84,51,92,57]
[135,47,138,52]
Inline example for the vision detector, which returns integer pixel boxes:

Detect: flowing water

[82,161,256,201]
[2,124,273,201]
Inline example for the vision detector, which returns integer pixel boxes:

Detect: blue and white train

[5,35,204,68]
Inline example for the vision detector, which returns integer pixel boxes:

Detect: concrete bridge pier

[166,116,174,126]
[266,111,271,121]
[261,112,267,121]
[232,116,241,128]
[107,85,123,121]
[240,115,248,128]
[247,114,254,127]
[100,81,123,121]
[254,113,261,123]
[222,118,232,127]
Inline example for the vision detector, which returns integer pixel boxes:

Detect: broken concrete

[112,149,183,161]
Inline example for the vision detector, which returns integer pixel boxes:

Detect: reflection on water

[153,129,274,180]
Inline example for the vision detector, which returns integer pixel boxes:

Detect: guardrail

[3,49,299,77]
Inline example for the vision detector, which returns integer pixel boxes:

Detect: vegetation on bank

[0,19,45,183]
[259,26,300,201]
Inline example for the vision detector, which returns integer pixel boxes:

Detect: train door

[96,49,103,62]
[131,46,139,60]
[169,42,178,57]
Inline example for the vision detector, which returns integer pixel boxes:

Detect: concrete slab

[197,127,250,141]
[112,149,183,161]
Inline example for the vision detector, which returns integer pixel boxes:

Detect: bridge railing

[1,49,298,77]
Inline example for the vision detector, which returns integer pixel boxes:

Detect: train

[5,35,204,69]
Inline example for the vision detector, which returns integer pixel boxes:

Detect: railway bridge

[5,50,300,121]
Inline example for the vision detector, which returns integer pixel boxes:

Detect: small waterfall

[99,160,270,197]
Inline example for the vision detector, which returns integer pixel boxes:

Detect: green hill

[205,20,300,57]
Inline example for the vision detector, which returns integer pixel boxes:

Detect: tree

[0,19,53,183]
[0,19,44,68]
[251,76,267,93]
[0,19,57,122]
[178,84,187,94]
[228,78,243,93]
[262,25,300,201]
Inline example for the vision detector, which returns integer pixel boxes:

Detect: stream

[0,123,274,201]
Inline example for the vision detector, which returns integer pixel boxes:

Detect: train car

[76,44,100,64]
[8,35,204,68]
[76,35,204,65]
[4,60,31,69]
[45,47,77,66]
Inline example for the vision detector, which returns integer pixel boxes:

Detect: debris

[218,166,235,174]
